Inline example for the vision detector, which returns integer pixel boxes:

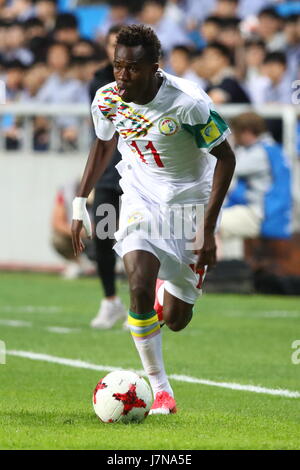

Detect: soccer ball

[93,370,153,423]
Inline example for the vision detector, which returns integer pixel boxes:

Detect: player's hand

[194,230,217,272]
[71,197,92,256]
[71,219,85,257]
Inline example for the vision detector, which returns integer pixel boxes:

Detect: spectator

[256,7,286,52]
[218,17,242,51]
[1,59,26,149]
[184,0,216,28]
[51,181,94,279]
[238,0,274,19]
[0,0,35,21]
[202,42,251,103]
[242,39,267,103]
[139,0,192,53]
[169,45,206,88]
[213,0,240,19]
[34,0,57,32]
[97,0,135,42]
[199,15,222,44]
[283,14,300,81]
[2,21,33,65]
[36,41,89,150]
[218,112,292,259]
[21,62,50,150]
[23,17,46,43]
[262,51,292,104]
[72,38,99,58]
[53,13,80,47]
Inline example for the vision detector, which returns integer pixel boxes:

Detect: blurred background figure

[51,180,95,279]
[36,40,89,150]
[218,112,292,260]
[202,42,250,104]
[89,24,127,330]
[169,44,205,88]
[139,0,192,54]
[96,0,137,43]
[53,12,80,46]
[34,0,57,32]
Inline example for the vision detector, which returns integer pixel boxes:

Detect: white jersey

[91,70,230,205]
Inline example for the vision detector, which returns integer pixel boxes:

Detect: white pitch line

[0,319,80,334]
[0,319,32,327]
[0,306,61,314]
[46,327,81,334]
[6,350,300,399]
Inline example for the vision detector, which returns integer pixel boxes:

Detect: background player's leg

[124,250,175,407]
[91,187,126,329]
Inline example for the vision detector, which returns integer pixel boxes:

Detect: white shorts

[114,190,207,304]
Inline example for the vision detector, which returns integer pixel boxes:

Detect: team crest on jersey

[127,211,144,225]
[158,117,179,136]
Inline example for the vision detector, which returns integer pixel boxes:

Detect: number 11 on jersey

[129,140,164,168]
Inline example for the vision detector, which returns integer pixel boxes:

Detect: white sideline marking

[6,350,300,399]
[0,319,32,327]
[0,319,80,334]
[0,305,61,314]
[46,327,80,334]
[225,310,300,319]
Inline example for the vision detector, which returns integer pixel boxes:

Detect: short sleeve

[182,100,230,151]
[91,94,116,141]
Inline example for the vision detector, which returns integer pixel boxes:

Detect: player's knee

[166,320,185,332]
[165,310,193,332]
[129,283,155,312]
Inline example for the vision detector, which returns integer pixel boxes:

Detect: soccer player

[72,25,235,414]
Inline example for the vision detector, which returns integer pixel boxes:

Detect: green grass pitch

[0,272,299,450]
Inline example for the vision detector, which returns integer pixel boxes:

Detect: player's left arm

[195,139,236,271]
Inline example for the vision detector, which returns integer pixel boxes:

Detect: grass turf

[0,272,299,450]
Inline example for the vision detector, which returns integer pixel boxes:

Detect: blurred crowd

[1,0,300,150]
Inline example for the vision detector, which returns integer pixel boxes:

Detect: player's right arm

[71,84,118,256]
[71,136,117,256]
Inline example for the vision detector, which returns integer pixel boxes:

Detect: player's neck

[135,74,163,105]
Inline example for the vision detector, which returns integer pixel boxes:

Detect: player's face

[113,44,158,103]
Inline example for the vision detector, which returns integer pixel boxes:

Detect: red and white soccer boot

[154,278,164,325]
[149,391,177,415]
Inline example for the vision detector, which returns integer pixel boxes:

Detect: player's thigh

[163,289,194,329]
[163,264,204,328]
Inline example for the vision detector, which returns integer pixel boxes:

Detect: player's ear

[152,62,159,74]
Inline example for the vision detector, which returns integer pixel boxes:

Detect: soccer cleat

[90,297,127,329]
[154,278,164,324]
[149,391,177,415]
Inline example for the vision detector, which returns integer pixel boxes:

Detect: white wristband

[72,197,92,238]
[72,197,87,220]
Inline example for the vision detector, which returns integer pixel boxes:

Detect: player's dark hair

[264,51,287,66]
[107,24,124,37]
[116,24,161,63]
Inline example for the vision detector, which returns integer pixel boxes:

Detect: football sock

[128,309,173,397]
